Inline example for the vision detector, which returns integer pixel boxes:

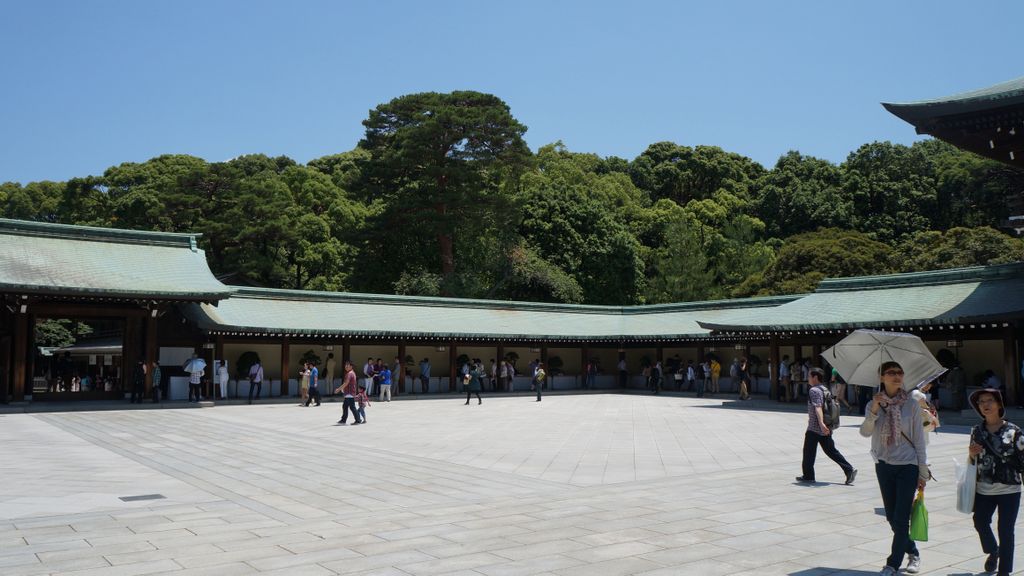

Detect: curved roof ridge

[816,262,1024,293]
[228,286,799,314]
[0,218,201,249]
[884,76,1024,108]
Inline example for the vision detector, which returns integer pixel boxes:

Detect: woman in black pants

[464,364,482,405]
[968,388,1024,576]
[859,361,928,576]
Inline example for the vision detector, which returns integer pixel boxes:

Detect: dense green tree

[358,91,531,292]
[34,319,93,348]
[738,228,894,296]
[644,210,716,303]
[517,144,645,304]
[629,142,765,205]
[842,141,937,242]
[754,151,850,239]
[682,191,774,298]
[1,181,62,221]
[920,139,1024,230]
[102,154,209,231]
[896,226,1024,272]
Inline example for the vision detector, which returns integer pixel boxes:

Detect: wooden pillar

[342,341,351,365]
[812,343,822,367]
[540,345,548,390]
[280,337,290,397]
[770,334,780,401]
[696,344,705,363]
[12,313,27,402]
[580,345,589,389]
[397,342,406,394]
[497,343,505,390]
[1004,326,1018,405]
[214,334,224,399]
[123,317,139,398]
[449,343,457,392]
[144,313,157,395]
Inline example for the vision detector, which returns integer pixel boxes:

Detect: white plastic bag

[954,457,977,514]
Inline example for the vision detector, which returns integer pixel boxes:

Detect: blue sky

[2,0,1021,184]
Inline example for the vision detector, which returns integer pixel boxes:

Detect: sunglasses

[883,369,904,376]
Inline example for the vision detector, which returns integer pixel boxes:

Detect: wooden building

[2,218,1023,403]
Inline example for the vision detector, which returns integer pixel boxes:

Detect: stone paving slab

[0,394,1018,575]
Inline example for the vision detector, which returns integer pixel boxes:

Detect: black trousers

[876,461,920,569]
[974,490,1021,574]
[188,383,202,402]
[131,381,144,403]
[340,397,361,423]
[305,387,321,406]
[248,381,262,404]
[801,430,853,481]
[465,390,481,403]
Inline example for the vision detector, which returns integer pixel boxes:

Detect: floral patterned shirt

[973,421,1024,488]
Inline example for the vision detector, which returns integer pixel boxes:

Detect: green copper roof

[0,219,231,301]
[698,262,1024,332]
[183,287,797,341]
[883,76,1024,123]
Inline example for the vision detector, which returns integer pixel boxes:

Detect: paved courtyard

[0,393,1013,575]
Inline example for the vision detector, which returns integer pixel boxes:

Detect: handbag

[954,457,977,514]
[909,489,928,541]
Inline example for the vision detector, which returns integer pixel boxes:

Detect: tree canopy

[3,90,1022,304]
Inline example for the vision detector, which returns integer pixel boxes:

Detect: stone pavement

[0,393,1015,575]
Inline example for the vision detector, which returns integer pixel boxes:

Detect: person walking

[299,362,310,404]
[738,357,751,401]
[968,388,1024,576]
[247,360,263,404]
[617,358,627,388]
[335,361,362,425]
[355,384,370,423]
[464,363,483,405]
[831,366,852,413]
[710,358,721,394]
[304,361,321,406]
[535,362,546,402]
[860,361,928,576]
[796,367,857,485]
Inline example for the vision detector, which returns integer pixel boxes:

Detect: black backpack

[818,384,841,429]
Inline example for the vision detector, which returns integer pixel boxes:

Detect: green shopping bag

[909,489,928,541]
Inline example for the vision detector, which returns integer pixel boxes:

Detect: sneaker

[337,419,346,424]
[985,551,998,572]
[351,421,361,425]
[795,476,814,483]
[879,566,897,576]
[905,554,920,574]
[845,469,858,485]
